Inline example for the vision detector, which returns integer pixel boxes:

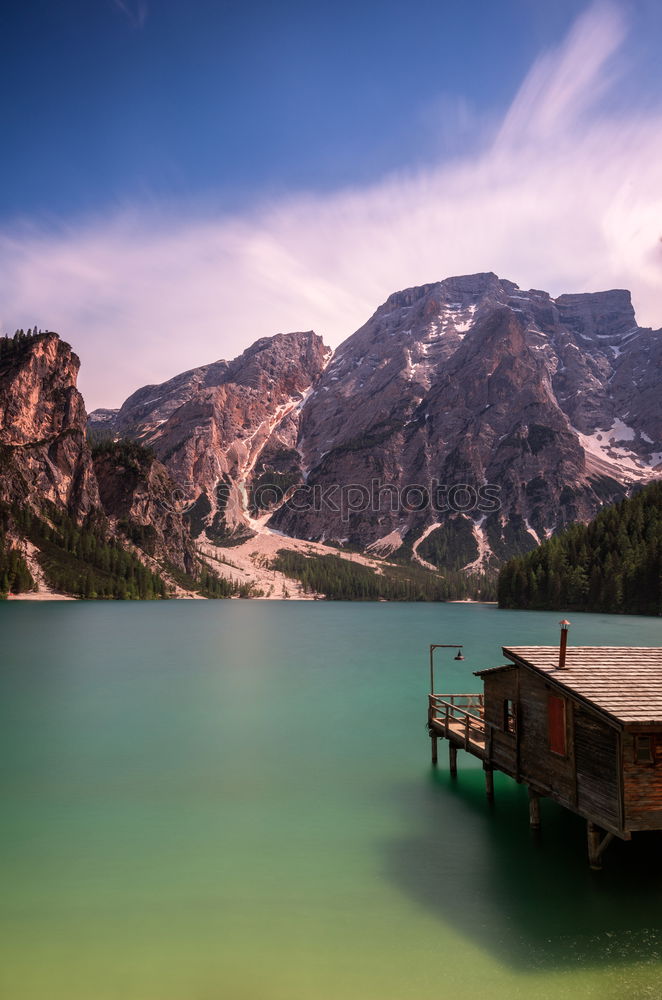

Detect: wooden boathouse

[427,627,662,868]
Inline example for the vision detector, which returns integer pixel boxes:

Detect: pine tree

[498,481,662,615]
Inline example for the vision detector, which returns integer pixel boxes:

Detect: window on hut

[548,694,567,756]
[503,698,516,734]
[635,734,654,764]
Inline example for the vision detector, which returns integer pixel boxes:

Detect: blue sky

[1,1,661,406]
[2,0,649,219]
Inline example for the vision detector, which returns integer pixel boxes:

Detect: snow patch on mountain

[366,528,405,556]
[411,523,441,572]
[462,517,492,574]
[575,419,661,480]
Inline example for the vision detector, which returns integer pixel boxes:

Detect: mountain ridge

[89,272,662,578]
[5,271,659,599]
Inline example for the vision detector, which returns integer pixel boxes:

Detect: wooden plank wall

[574,706,620,830]
[483,672,518,774]
[487,668,621,831]
[623,727,662,830]
[483,665,662,835]
[516,670,577,803]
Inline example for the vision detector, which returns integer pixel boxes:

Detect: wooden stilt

[431,735,438,766]
[587,822,601,869]
[484,767,494,800]
[528,787,541,829]
[587,822,614,870]
[449,744,457,778]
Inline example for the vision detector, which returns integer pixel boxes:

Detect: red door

[548,695,567,755]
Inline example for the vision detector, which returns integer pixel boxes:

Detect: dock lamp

[429,644,464,694]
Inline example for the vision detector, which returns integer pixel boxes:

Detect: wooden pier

[427,693,494,794]
[428,694,486,756]
[427,635,662,869]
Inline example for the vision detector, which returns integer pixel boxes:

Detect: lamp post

[429,643,464,694]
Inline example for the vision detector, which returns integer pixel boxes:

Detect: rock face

[0,332,99,517]
[92,442,197,575]
[101,331,330,542]
[266,274,662,567]
[0,332,197,580]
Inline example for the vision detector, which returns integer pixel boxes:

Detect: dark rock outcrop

[92,441,197,575]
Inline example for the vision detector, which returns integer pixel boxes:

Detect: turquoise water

[1,600,662,999]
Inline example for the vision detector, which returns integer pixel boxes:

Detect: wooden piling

[528,788,541,829]
[587,822,601,869]
[587,821,614,870]
[484,767,494,800]
[449,744,457,778]
[431,735,438,766]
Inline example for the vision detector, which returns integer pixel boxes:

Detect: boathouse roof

[475,647,662,726]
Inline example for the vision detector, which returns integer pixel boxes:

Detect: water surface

[1,601,662,999]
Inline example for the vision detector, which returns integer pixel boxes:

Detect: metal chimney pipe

[558,620,571,669]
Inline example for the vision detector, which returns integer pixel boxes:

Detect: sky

[1,0,661,408]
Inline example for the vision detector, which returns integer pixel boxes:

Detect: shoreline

[6,591,75,601]
[447,599,498,605]
[3,594,499,604]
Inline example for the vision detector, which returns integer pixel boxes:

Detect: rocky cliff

[0,331,99,517]
[0,331,205,593]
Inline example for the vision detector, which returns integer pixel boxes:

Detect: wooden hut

[427,632,662,868]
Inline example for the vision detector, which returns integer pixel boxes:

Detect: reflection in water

[387,762,662,970]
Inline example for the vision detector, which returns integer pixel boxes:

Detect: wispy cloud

[1,1,661,409]
[497,1,626,145]
[111,0,148,29]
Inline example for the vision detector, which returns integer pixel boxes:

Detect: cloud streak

[1,1,661,409]
[111,0,148,29]
[497,1,626,145]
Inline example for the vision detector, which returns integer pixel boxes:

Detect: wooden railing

[430,693,484,714]
[428,693,486,750]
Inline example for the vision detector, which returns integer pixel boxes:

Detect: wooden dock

[428,694,487,758]
[427,640,662,868]
[427,693,494,793]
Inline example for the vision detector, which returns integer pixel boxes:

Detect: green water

[1,601,662,1000]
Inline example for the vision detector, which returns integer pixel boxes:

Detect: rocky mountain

[0,331,99,516]
[91,331,331,543]
[270,274,662,568]
[83,271,661,584]
[0,330,223,597]
[4,271,659,599]
[86,407,118,437]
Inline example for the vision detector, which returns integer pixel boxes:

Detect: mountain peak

[555,288,636,344]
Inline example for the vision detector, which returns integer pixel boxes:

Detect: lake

[1,600,662,999]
